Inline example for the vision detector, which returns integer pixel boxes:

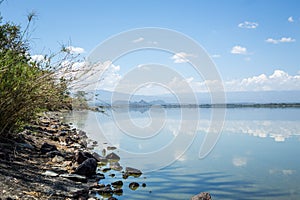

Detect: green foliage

[0,16,71,136]
[72,91,89,110]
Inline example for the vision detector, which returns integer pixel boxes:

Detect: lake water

[64,108,300,199]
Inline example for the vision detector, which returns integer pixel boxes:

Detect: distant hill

[93,90,300,105]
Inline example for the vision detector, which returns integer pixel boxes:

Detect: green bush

[0,16,71,136]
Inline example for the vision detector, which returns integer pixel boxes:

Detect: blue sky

[1,0,300,93]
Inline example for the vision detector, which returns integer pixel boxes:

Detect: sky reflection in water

[64,108,300,199]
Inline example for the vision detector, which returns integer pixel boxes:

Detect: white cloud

[171,52,196,63]
[231,45,247,55]
[282,169,295,175]
[91,66,300,94]
[211,54,221,58]
[224,70,300,92]
[288,16,294,22]
[132,37,144,43]
[280,37,295,43]
[238,21,258,29]
[178,69,300,93]
[265,38,278,44]
[97,63,121,91]
[266,37,296,44]
[232,157,247,167]
[31,54,45,62]
[65,46,85,54]
[269,169,295,175]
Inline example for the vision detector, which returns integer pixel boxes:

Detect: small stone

[142,183,146,187]
[107,146,117,150]
[80,140,88,148]
[110,162,123,171]
[50,167,68,174]
[191,192,212,200]
[109,174,115,178]
[78,130,87,137]
[106,152,120,161]
[89,183,105,190]
[17,142,35,149]
[96,173,105,179]
[59,173,87,183]
[42,170,59,177]
[113,188,123,196]
[46,150,64,158]
[129,182,139,191]
[72,143,82,148]
[111,180,123,188]
[70,188,89,198]
[124,167,142,178]
[59,131,67,137]
[40,119,50,126]
[40,143,57,154]
[92,152,108,164]
[52,155,64,163]
[102,167,111,173]
[95,185,113,195]
[102,149,106,156]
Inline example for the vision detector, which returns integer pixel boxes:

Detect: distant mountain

[93,89,300,105]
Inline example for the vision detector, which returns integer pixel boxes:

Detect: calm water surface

[64,108,300,199]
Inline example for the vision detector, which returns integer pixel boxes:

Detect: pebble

[42,170,59,177]
[59,174,87,183]
[129,182,139,191]
[52,155,64,163]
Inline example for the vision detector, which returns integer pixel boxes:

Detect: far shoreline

[92,102,300,110]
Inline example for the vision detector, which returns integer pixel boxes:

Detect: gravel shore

[0,112,143,200]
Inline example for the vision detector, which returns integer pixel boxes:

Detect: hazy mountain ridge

[93,90,300,105]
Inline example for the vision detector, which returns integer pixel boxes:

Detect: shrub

[0,16,71,136]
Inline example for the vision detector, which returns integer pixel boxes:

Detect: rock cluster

[0,112,145,200]
[191,192,212,200]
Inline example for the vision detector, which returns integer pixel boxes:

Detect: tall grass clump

[0,15,72,136]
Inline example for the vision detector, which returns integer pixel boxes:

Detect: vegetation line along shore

[0,12,148,200]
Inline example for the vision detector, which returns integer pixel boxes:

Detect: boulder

[191,192,212,200]
[75,151,94,164]
[74,158,97,177]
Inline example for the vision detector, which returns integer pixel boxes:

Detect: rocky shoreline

[0,112,144,200]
